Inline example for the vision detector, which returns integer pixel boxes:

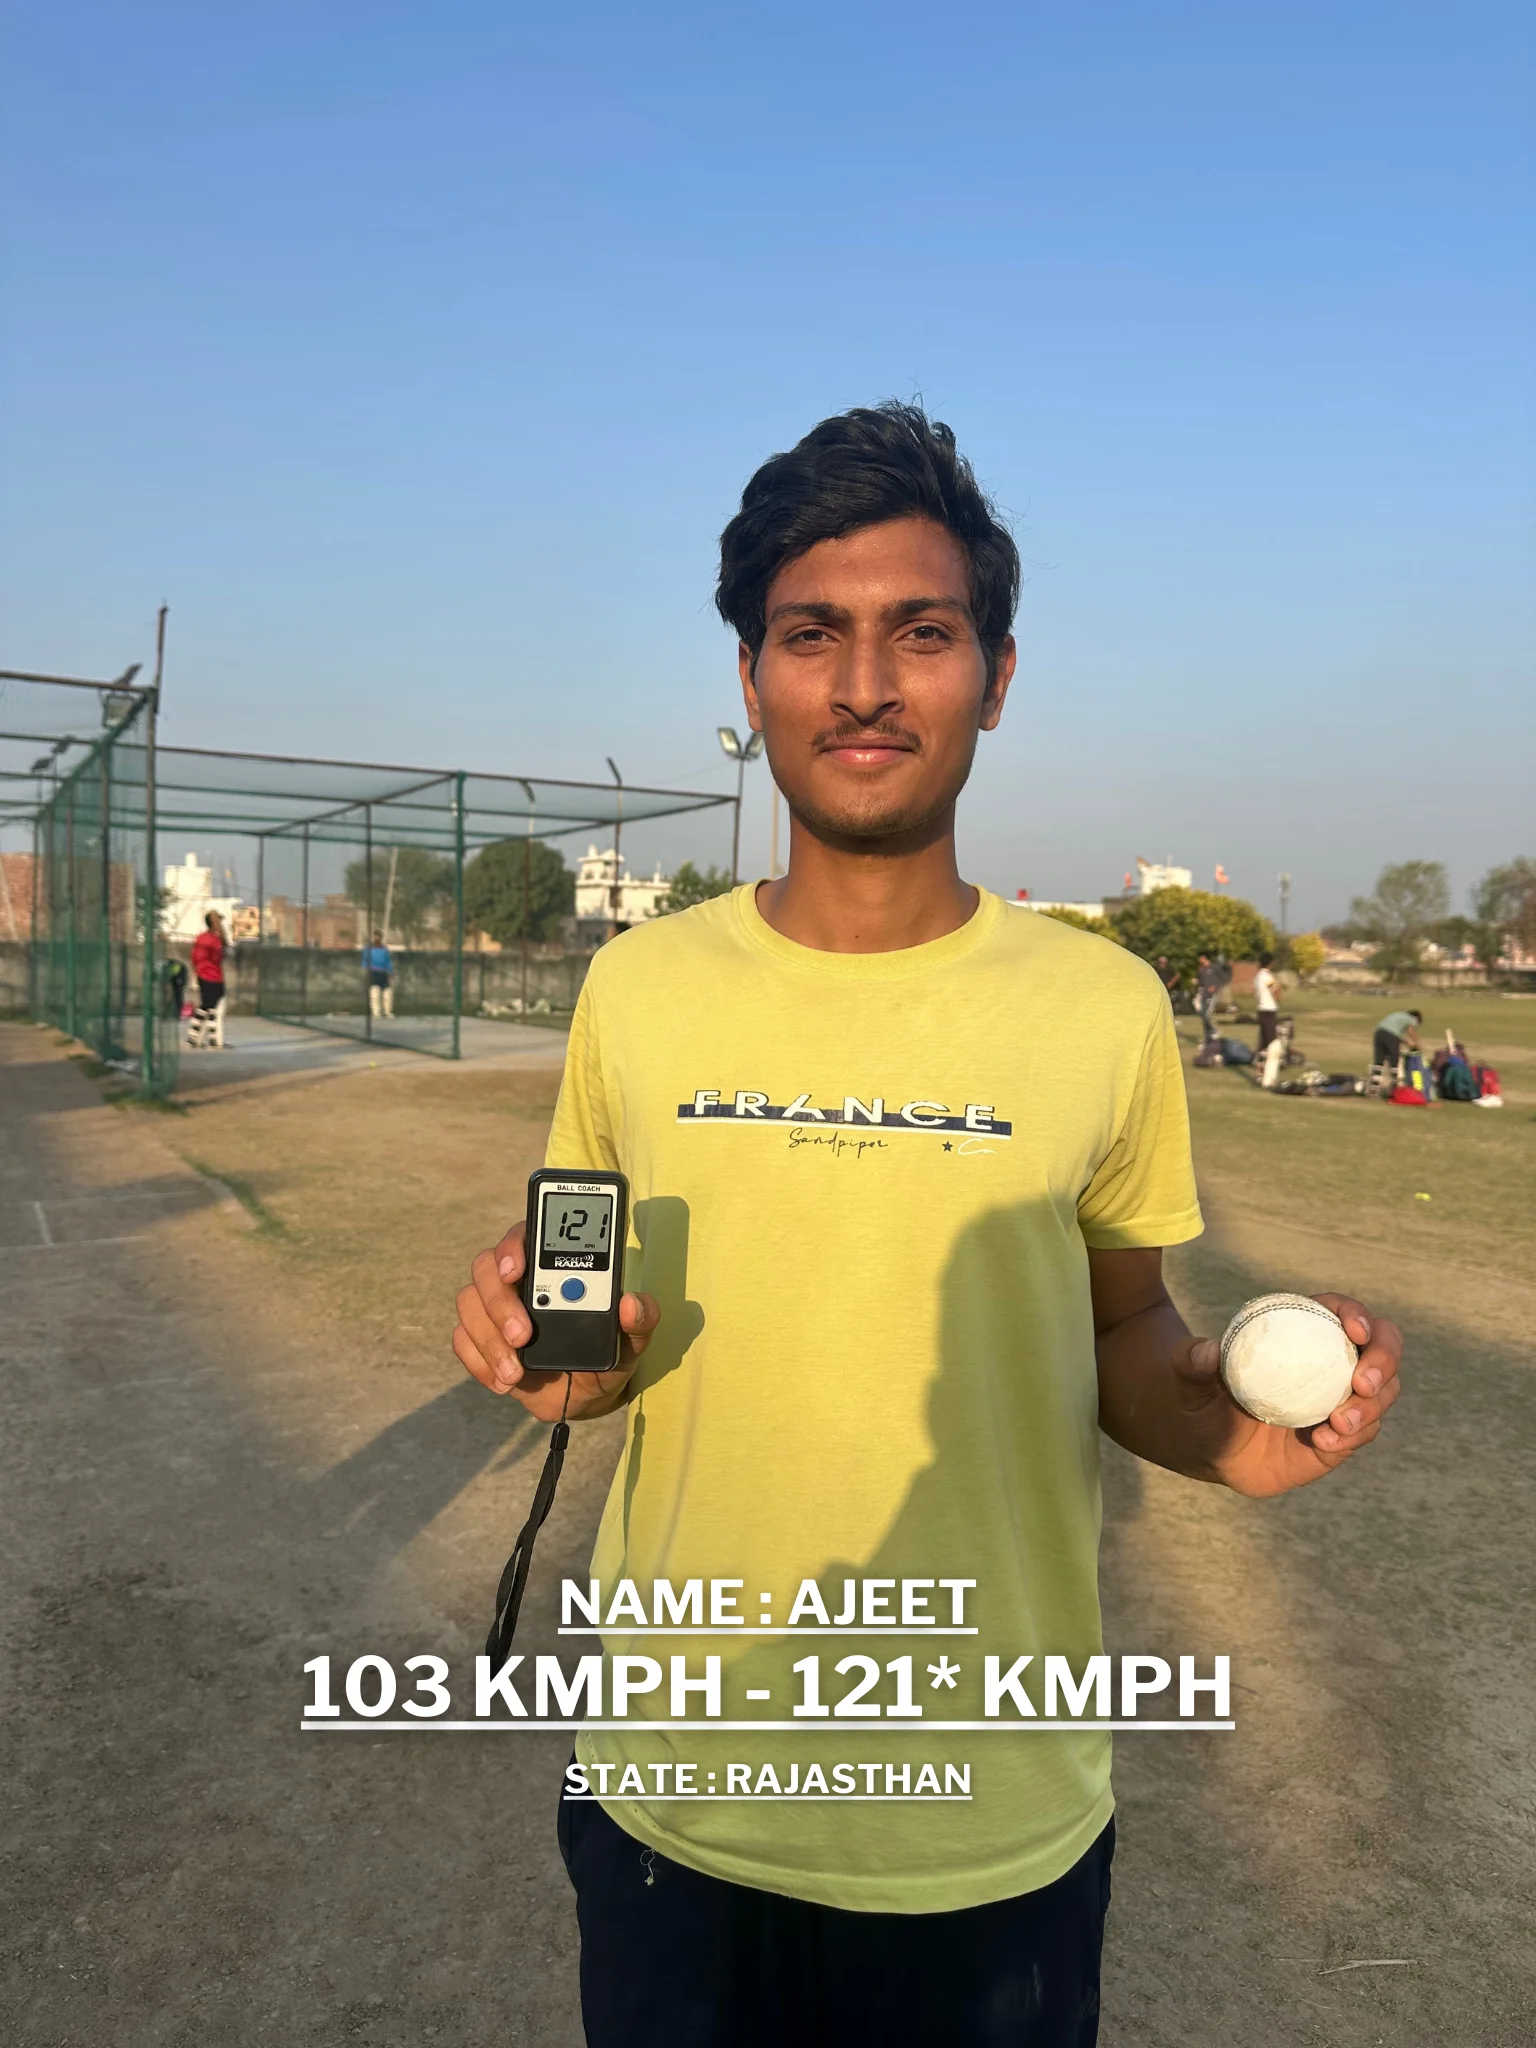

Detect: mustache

[813,720,922,753]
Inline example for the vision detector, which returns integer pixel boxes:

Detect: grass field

[1179,986,1534,1278]
[6,994,1533,2045]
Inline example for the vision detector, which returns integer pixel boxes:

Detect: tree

[1346,860,1450,980]
[1472,857,1536,962]
[1109,887,1273,986]
[1035,906,1121,942]
[461,838,574,946]
[1287,931,1328,981]
[344,846,456,945]
[659,861,732,914]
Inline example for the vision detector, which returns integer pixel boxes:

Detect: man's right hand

[453,1221,660,1421]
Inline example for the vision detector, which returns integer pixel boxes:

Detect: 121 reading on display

[541,1193,613,1270]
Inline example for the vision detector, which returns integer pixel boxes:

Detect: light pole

[1278,872,1291,934]
[606,758,624,934]
[717,727,764,884]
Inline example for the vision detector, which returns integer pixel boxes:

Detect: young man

[1252,949,1280,1052]
[362,930,395,1018]
[454,404,1403,2047]
[1194,951,1222,1043]
[187,910,228,1050]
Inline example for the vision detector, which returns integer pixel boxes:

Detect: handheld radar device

[521,1169,629,1374]
[484,1167,630,1669]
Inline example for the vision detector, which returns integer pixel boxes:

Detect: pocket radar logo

[677,1090,1012,1138]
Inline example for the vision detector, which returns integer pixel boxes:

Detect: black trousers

[1257,1010,1279,1051]
[195,978,225,1012]
[1372,1028,1401,1068]
[558,1793,1113,2048]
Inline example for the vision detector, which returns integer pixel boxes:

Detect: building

[0,851,36,940]
[162,851,244,943]
[574,847,671,936]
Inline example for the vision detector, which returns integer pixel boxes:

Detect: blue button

[559,1277,587,1302]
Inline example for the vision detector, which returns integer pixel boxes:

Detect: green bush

[1110,888,1274,985]
[659,861,733,913]
[461,839,574,945]
[1035,906,1121,941]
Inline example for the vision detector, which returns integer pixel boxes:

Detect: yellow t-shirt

[548,885,1202,1913]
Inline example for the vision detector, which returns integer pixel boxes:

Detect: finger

[619,1292,661,1359]
[1311,1370,1401,1453]
[1321,1367,1402,1443]
[1312,1293,1377,1351]
[454,1321,507,1395]
[472,1246,532,1349]
[493,1220,527,1284]
[1350,1319,1404,1397]
[457,1281,525,1390]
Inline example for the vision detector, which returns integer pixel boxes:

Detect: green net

[14,689,179,1095]
[3,695,735,1086]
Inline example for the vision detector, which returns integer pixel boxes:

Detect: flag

[1123,871,1133,891]
[1214,864,1229,887]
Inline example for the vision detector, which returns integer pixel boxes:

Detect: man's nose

[830,629,903,724]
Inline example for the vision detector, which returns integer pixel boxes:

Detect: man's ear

[979,635,1017,732]
[739,642,762,730]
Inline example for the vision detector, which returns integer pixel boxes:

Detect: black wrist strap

[484,1377,573,1669]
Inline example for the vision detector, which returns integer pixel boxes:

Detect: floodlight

[717,726,742,760]
[742,731,765,761]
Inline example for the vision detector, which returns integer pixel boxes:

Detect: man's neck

[755,817,979,954]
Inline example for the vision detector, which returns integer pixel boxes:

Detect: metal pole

[300,824,310,1021]
[605,758,623,936]
[451,772,466,1060]
[518,780,535,1018]
[100,736,113,1057]
[142,607,166,1094]
[730,757,745,885]
[364,804,373,1044]
[255,836,265,1017]
[65,779,77,1041]
[28,810,40,1019]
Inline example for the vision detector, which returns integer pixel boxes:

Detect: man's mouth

[816,729,920,767]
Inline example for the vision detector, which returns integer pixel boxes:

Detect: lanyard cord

[484,1375,574,1670]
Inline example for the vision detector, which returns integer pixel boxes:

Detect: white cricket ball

[1219,1292,1359,1429]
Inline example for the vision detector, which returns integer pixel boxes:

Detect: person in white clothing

[1254,949,1280,1054]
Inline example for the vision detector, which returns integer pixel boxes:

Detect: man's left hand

[1174,1295,1403,1497]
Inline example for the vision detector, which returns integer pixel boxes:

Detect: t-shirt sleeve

[1076,1002,1203,1250]
[545,975,620,1173]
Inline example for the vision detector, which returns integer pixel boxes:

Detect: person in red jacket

[188,911,228,1048]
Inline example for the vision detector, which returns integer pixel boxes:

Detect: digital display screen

[540,1190,614,1270]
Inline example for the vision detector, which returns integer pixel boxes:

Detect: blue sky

[4,1,1531,926]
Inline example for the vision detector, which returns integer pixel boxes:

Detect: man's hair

[1259,950,1273,966]
[716,401,1020,677]
[1409,1008,1423,1020]
[205,911,220,928]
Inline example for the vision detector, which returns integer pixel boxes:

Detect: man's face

[740,516,1014,844]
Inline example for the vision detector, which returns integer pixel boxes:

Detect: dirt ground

[2,998,1533,2045]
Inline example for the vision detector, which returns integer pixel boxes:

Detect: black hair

[1409,1008,1423,1020]
[716,401,1020,677]
[1259,950,1274,966]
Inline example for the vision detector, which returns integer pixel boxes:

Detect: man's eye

[906,624,950,643]
[788,628,830,646]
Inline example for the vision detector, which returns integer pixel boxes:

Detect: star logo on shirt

[927,1656,962,1689]
[942,1141,953,1152]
